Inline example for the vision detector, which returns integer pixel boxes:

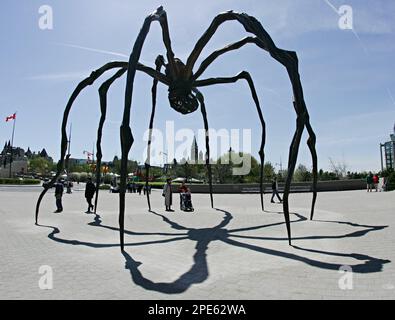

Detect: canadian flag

[5,113,16,122]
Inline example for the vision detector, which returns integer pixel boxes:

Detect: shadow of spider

[37,208,390,294]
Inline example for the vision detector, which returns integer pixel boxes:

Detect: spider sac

[165,58,199,115]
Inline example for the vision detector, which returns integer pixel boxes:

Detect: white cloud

[387,88,395,106]
[24,71,90,81]
[54,43,129,59]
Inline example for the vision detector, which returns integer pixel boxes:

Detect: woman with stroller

[179,180,194,212]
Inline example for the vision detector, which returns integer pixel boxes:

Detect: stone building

[0,143,53,177]
[0,142,28,177]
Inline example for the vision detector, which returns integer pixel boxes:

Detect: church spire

[191,135,198,164]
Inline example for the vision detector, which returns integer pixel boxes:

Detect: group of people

[52,171,388,216]
[161,177,283,212]
[54,176,285,214]
[55,177,193,213]
[54,177,96,213]
[127,182,151,195]
[366,172,385,192]
[162,178,193,212]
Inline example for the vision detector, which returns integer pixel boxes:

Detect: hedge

[135,182,183,189]
[0,178,41,185]
[98,184,111,190]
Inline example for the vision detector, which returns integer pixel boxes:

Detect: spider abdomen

[168,81,199,114]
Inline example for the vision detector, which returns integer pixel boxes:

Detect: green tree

[262,162,275,182]
[318,169,339,181]
[69,163,91,173]
[170,161,198,182]
[213,161,232,184]
[294,164,312,182]
[109,156,138,175]
[213,151,262,184]
[194,163,206,182]
[28,157,52,175]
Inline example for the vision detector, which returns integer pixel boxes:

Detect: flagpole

[9,112,17,178]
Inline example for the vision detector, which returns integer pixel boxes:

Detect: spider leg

[157,10,179,78]
[194,71,266,212]
[35,61,128,224]
[186,11,317,244]
[119,6,176,251]
[145,55,166,211]
[137,62,170,85]
[193,36,262,81]
[192,35,319,220]
[305,116,318,221]
[185,11,276,78]
[94,68,128,214]
[34,59,168,224]
[193,89,214,208]
[289,102,318,221]
[283,111,305,245]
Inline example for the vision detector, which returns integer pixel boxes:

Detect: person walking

[66,180,73,194]
[85,177,96,213]
[132,182,136,193]
[144,184,151,195]
[373,174,379,192]
[54,179,64,213]
[366,172,374,192]
[137,184,143,195]
[162,178,173,211]
[271,177,283,203]
[179,180,193,211]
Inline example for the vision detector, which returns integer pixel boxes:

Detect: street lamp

[159,151,168,165]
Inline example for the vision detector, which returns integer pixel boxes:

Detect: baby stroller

[180,192,194,212]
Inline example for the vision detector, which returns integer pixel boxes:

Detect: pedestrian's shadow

[36,208,390,294]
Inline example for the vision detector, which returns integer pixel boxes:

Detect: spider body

[168,86,199,115]
[168,81,199,115]
[166,58,199,114]
[36,6,318,252]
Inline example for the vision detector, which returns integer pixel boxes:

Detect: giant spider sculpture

[35,6,318,251]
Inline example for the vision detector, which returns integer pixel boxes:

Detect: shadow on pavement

[36,207,390,294]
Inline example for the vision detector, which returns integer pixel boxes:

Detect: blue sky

[0,0,394,172]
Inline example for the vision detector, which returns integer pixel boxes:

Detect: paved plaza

[0,185,394,300]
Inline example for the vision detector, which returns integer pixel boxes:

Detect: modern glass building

[381,125,395,170]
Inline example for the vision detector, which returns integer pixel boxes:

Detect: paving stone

[0,188,394,299]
